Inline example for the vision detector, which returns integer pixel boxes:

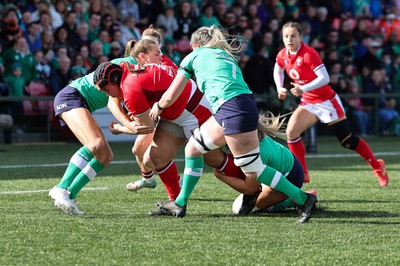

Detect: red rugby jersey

[119,63,191,120]
[276,43,335,103]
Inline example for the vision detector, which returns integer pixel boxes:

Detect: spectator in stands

[174,1,196,43]
[197,4,220,27]
[100,13,118,37]
[137,0,152,28]
[111,29,124,49]
[37,10,53,33]
[2,36,36,85]
[98,29,111,56]
[33,49,51,85]
[53,0,68,26]
[119,16,142,45]
[83,0,103,23]
[346,84,371,137]
[87,12,102,42]
[109,41,123,60]
[0,11,21,51]
[87,40,103,67]
[62,11,79,41]
[71,1,85,25]
[75,22,90,49]
[53,26,74,57]
[118,0,140,22]
[243,38,274,111]
[70,65,86,81]
[162,38,181,65]
[221,11,240,35]
[156,5,179,39]
[4,62,26,133]
[20,10,33,32]
[40,28,54,52]
[379,98,399,136]
[23,22,42,53]
[78,44,92,72]
[49,55,71,95]
[357,39,382,71]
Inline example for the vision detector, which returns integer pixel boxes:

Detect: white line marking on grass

[0,152,399,169]
[0,187,109,195]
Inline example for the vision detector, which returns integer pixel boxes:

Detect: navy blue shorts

[214,94,259,135]
[54,86,88,126]
[286,156,304,188]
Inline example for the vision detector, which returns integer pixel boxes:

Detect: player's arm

[130,108,156,131]
[295,65,330,92]
[273,62,287,100]
[149,74,189,120]
[107,97,151,134]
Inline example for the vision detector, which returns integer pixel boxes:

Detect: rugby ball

[232,193,243,214]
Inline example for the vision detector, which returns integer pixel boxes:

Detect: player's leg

[286,106,318,183]
[329,117,389,187]
[145,125,186,202]
[126,133,157,191]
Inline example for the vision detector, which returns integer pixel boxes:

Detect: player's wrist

[156,102,164,111]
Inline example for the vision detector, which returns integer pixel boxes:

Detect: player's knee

[87,138,113,164]
[234,147,265,177]
[191,128,220,154]
[340,135,359,150]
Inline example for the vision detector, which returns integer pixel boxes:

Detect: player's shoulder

[300,44,319,56]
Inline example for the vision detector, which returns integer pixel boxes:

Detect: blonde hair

[190,25,244,60]
[142,25,162,44]
[257,112,287,140]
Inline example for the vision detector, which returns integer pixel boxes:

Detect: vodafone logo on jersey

[289,69,300,80]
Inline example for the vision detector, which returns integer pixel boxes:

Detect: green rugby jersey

[259,136,294,176]
[178,47,252,113]
[68,56,136,112]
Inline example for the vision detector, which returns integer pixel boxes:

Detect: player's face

[99,84,121,99]
[282,27,302,52]
[143,44,162,64]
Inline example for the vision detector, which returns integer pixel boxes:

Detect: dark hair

[93,62,123,89]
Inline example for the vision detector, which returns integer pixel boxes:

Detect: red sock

[354,137,380,170]
[141,170,153,179]
[156,161,181,201]
[217,154,246,179]
[287,137,308,176]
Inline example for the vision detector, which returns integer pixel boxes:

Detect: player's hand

[290,82,303,97]
[277,87,287,100]
[149,102,162,121]
[125,121,153,134]
[109,121,123,135]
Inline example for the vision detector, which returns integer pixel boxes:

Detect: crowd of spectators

[0,0,400,139]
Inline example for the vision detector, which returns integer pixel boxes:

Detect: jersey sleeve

[275,49,285,68]
[178,52,195,79]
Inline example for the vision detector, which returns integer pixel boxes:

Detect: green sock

[175,156,204,207]
[257,167,307,205]
[69,158,104,199]
[272,198,295,211]
[58,147,94,189]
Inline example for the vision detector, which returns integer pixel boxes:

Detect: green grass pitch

[0,136,399,265]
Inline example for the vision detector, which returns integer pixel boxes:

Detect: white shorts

[299,94,346,124]
[158,82,213,139]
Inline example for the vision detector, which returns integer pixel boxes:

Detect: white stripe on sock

[270,171,281,189]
